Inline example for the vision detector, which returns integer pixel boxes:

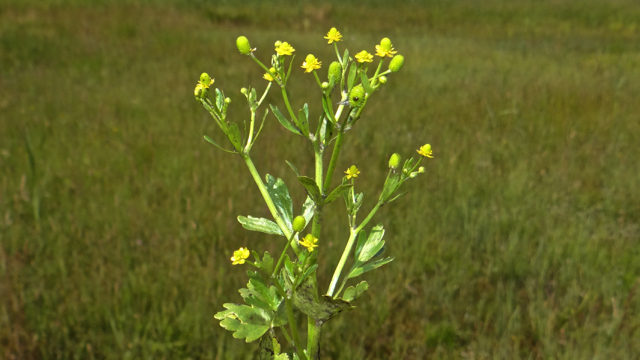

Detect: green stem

[286,296,307,360]
[244,110,256,152]
[273,231,297,278]
[242,154,301,255]
[307,318,323,360]
[334,42,342,64]
[326,202,383,296]
[281,86,299,126]
[250,54,272,74]
[322,129,345,193]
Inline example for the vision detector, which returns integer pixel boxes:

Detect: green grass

[1,0,640,359]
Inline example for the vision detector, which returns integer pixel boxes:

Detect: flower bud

[321,82,330,90]
[269,67,277,76]
[389,55,404,72]
[328,61,342,83]
[225,97,232,104]
[378,76,387,84]
[194,86,203,99]
[240,88,248,95]
[380,37,392,52]
[418,166,425,173]
[292,216,306,233]
[236,36,252,55]
[389,153,401,169]
[349,84,365,107]
[274,40,282,48]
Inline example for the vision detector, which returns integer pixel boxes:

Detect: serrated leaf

[270,105,302,135]
[341,281,370,302]
[357,224,385,263]
[238,216,284,236]
[324,184,352,205]
[218,304,271,343]
[347,257,394,279]
[265,175,294,231]
[260,251,274,275]
[297,176,321,202]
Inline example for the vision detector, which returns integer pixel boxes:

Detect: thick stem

[242,154,300,255]
[307,318,323,360]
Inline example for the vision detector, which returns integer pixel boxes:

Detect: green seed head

[236,36,252,55]
[200,73,211,85]
[389,55,404,72]
[328,61,342,83]
[349,84,365,107]
[389,153,401,169]
[380,37,392,52]
[292,216,306,233]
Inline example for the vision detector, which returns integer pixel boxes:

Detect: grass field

[1,0,640,359]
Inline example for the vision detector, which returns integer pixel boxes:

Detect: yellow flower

[324,27,343,44]
[344,165,360,179]
[230,247,250,265]
[276,41,295,56]
[375,38,397,58]
[263,72,274,81]
[417,144,434,158]
[194,83,204,97]
[301,54,322,73]
[354,50,373,63]
[299,234,319,252]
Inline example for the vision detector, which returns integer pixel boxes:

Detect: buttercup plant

[194,28,433,359]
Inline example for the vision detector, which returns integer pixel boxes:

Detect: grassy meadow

[1,0,640,358]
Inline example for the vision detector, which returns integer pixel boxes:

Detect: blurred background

[1,0,640,358]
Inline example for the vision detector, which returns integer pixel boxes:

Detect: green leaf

[357,224,385,263]
[380,173,401,202]
[217,303,271,343]
[347,62,357,92]
[285,274,354,321]
[321,96,334,124]
[238,216,284,236]
[324,184,352,205]
[352,192,364,215]
[204,135,237,154]
[347,257,394,279]
[285,160,301,177]
[354,230,367,261]
[265,175,294,231]
[297,176,321,202]
[270,105,301,135]
[260,332,276,360]
[298,103,310,137]
[227,123,243,152]
[294,264,318,289]
[387,192,408,203]
[283,255,295,281]
[252,251,274,275]
[215,88,225,112]
[301,196,315,229]
[360,70,372,95]
[342,281,369,302]
[342,49,349,67]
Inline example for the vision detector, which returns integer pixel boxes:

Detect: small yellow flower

[417,144,434,158]
[301,54,322,73]
[263,72,274,81]
[324,27,343,44]
[194,83,204,96]
[230,247,250,265]
[344,165,360,179]
[276,41,295,56]
[375,38,398,58]
[299,234,319,252]
[354,50,373,63]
